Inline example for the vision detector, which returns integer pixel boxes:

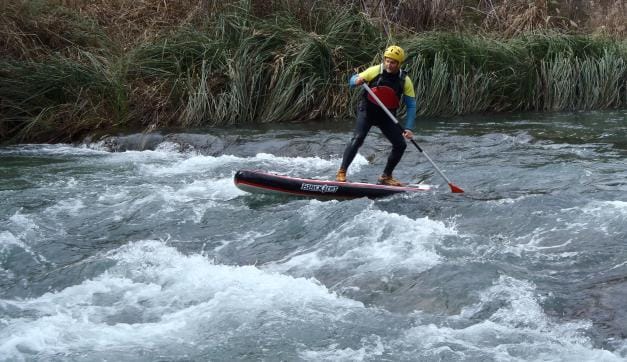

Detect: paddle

[362,83,464,193]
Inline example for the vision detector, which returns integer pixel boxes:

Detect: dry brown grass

[587,0,626,37]
[478,0,625,37]
[0,1,107,59]
[47,0,227,50]
[476,0,576,36]
[126,78,182,129]
[355,0,626,37]
[355,0,466,33]
[4,0,623,57]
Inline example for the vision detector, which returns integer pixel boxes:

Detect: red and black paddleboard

[234,169,430,199]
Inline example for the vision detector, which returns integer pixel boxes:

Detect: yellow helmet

[383,45,405,63]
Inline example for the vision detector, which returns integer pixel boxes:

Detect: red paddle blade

[366,86,399,108]
[449,183,464,193]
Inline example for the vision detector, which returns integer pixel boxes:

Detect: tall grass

[125,4,381,129]
[1,0,626,143]
[402,33,535,114]
[0,53,129,142]
[540,49,625,111]
[516,33,626,111]
[400,32,627,115]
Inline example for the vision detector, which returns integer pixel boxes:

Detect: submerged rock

[84,132,230,155]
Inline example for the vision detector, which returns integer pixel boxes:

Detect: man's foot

[378,174,403,186]
[336,168,347,182]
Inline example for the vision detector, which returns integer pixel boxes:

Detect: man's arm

[403,95,416,131]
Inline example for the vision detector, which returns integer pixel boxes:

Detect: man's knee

[393,140,407,152]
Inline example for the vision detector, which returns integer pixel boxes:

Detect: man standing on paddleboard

[336,45,416,186]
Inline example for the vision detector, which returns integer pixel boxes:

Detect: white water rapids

[1,111,626,361]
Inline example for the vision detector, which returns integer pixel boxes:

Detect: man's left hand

[402,130,414,139]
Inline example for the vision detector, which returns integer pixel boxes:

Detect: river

[1,110,626,361]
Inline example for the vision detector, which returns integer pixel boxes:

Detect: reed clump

[0,0,626,143]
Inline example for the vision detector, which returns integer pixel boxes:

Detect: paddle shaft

[362,83,463,193]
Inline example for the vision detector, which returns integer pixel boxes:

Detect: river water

[1,111,626,361]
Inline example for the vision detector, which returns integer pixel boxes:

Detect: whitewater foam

[268,205,454,276]
[394,276,623,361]
[0,240,364,359]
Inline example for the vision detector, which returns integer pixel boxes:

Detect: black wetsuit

[340,70,407,176]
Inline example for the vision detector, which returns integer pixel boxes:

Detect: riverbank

[1,0,626,144]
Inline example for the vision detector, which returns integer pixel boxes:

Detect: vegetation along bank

[1,0,626,143]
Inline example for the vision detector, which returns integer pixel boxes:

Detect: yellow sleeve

[403,77,415,98]
[358,65,381,82]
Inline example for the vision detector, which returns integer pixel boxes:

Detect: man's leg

[340,108,371,172]
[378,118,407,177]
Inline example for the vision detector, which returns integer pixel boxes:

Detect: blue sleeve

[403,95,416,130]
[349,74,359,88]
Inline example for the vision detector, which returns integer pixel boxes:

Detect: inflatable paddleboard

[234,169,430,199]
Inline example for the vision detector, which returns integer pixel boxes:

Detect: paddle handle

[361,83,464,193]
